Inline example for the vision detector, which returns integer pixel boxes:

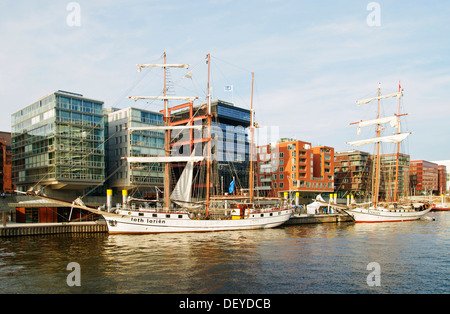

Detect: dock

[284,213,354,225]
[0,220,107,237]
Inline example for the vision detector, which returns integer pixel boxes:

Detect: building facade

[11,90,105,196]
[334,150,372,199]
[409,160,439,195]
[437,165,447,194]
[171,100,251,196]
[0,132,13,193]
[257,138,334,202]
[379,153,410,201]
[105,107,165,193]
[432,160,450,194]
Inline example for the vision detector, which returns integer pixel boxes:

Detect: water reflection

[0,213,448,293]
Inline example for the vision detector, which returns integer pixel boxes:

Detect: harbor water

[0,212,448,294]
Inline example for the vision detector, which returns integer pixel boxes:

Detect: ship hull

[431,206,450,211]
[343,207,432,223]
[103,209,292,234]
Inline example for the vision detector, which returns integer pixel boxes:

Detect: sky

[1,0,449,161]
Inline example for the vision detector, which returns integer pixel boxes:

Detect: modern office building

[432,160,449,194]
[334,150,372,200]
[257,138,335,202]
[11,90,105,196]
[334,150,410,201]
[0,132,13,193]
[409,160,439,195]
[379,153,410,201]
[105,106,165,194]
[170,100,251,196]
[437,165,447,194]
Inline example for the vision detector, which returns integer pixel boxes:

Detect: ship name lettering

[146,218,166,224]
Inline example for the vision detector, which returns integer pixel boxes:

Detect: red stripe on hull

[355,218,418,223]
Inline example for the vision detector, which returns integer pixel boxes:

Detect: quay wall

[0,221,107,237]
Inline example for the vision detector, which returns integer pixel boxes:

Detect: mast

[249,72,255,203]
[205,53,211,217]
[163,52,171,210]
[349,83,409,206]
[130,53,191,210]
[394,81,402,202]
[374,83,381,207]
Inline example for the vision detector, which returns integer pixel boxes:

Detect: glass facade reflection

[105,107,165,191]
[11,90,105,192]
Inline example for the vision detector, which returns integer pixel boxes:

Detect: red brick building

[409,160,439,195]
[437,165,447,194]
[0,132,13,193]
[256,138,334,203]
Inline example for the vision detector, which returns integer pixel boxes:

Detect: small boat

[341,83,431,223]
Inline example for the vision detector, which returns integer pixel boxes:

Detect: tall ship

[341,83,431,222]
[34,53,291,233]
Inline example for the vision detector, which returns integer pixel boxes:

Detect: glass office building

[171,100,251,195]
[11,90,105,193]
[105,107,165,192]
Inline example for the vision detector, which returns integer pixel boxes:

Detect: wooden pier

[0,220,107,237]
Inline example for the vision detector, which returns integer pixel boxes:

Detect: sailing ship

[90,53,291,233]
[341,83,432,223]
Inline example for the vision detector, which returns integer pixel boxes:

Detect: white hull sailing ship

[342,83,431,223]
[99,53,291,233]
[105,209,292,234]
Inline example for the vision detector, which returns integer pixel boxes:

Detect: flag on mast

[229,178,235,194]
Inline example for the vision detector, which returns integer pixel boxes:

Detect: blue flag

[229,179,235,194]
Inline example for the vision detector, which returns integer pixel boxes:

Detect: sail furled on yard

[347,132,411,147]
[356,91,402,106]
[357,115,400,135]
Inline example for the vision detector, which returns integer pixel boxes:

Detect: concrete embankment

[0,221,107,237]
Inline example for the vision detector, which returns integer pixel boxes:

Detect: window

[279,182,284,188]
[279,152,284,158]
